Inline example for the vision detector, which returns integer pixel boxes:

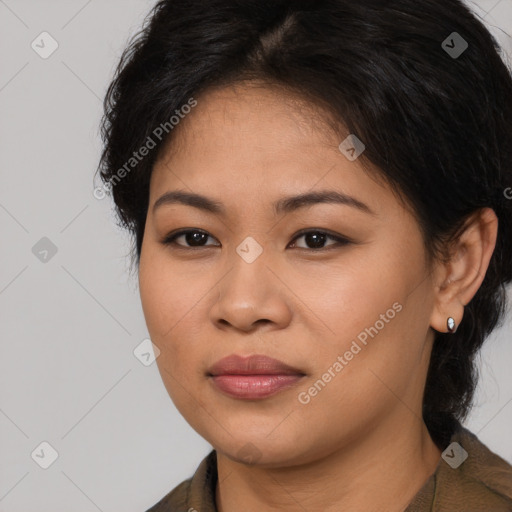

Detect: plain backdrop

[1,1,511,511]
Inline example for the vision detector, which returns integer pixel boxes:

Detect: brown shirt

[146,424,512,511]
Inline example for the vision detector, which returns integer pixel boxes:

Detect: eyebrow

[152,189,376,216]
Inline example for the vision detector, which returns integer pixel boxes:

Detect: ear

[429,207,498,333]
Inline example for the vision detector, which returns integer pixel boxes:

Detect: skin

[138,81,498,512]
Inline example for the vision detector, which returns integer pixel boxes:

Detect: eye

[288,229,351,250]
[161,228,351,251]
[162,229,220,248]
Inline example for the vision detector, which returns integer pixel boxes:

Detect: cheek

[290,249,407,345]
[139,250,202,337]
[138,254,204,412]
[292,245,427,391]
[138,249,212,381]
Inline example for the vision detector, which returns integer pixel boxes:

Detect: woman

[97,0,512,510]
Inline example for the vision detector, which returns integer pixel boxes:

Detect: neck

[215,415,442,512]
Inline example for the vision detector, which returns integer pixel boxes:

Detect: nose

[209,254,292,333]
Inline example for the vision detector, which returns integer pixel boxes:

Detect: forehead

[155,81,341,165]
[149,81,396,217]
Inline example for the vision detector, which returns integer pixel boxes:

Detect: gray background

[0,1,511,511]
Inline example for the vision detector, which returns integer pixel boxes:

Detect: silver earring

[447,317,456,333]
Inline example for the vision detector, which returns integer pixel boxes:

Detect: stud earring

[447,317,456,333]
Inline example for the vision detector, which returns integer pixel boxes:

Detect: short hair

[97,0,512,446]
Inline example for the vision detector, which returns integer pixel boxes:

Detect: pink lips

[207,354,306,400]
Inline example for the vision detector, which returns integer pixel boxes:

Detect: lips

[207,354,306,400]
[207,354,305,377]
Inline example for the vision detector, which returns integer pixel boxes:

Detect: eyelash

[161,228,351,251]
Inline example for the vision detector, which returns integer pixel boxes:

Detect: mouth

[209,374,305,399]
[207,354,306,400]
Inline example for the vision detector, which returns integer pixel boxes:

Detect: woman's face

[139,82,440,466]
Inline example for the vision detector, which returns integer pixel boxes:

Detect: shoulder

[144,477,192,512]
[435,426,512,510]
[144,450,217,512]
